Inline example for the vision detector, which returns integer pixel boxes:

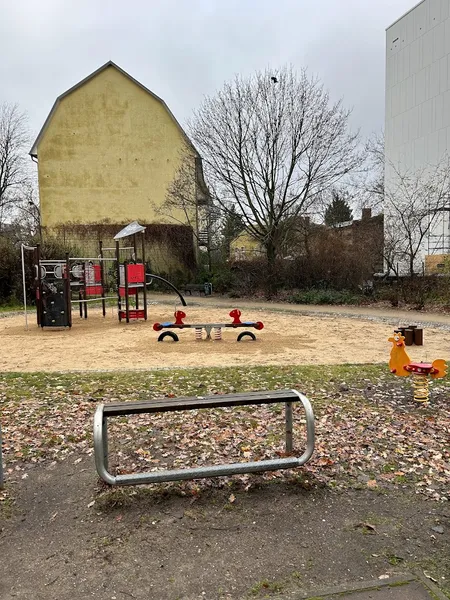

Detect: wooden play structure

[388,331,447,403]
[114,221,148,322]
[21,222,186,329]
[33,247,72,328]
[153,309,264,342]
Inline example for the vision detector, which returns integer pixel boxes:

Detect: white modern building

[385,0,450,274]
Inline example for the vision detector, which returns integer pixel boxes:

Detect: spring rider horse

[388,331,447,403]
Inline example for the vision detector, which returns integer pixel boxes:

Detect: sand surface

[1,297,448,372]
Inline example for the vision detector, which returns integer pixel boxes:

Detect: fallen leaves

[0,366,449,501]
[355,522,377,534]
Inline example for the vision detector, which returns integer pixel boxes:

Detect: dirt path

[175,294,450,326]
[0,456,448,600]
[1,294,449,372]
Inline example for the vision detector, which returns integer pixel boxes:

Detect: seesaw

[153,309,264,342]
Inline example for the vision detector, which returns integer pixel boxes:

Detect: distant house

[308,208,384,275]
[229,231,265,261]
[229,217,313,262]
[29,61,209,272]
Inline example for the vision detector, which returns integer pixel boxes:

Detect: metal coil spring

[411,373,429,403]
[195,327,203,341]
[214,327,222,341]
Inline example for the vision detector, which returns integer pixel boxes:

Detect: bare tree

[0,103,31,228]
[13,180,41,239]
[364,132,385,208]
[384,159,450,277]
[347,131,385,216]
[188,66,364,291]
[156,144,225,271]
[220,204,244,259]
[158,148,204,234]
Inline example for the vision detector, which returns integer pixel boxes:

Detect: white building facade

[385,0,450,274]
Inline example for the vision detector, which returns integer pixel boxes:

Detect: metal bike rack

[93,389,315,486]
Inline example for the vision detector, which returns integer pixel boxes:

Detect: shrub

[289,288,363,305]
[0,235,22,304]
[0,233,82,306]
[208,266,237,294]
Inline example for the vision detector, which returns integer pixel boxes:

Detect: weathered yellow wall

[37,65,195,228]
[47,221,196,277]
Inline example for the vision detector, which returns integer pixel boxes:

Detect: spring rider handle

[229,309,242,325]
[174,310,186,325]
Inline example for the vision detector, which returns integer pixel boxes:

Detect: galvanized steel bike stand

[93,390,315,486]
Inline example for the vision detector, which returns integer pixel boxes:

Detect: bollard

[414,328,423,346]
[404,329,414,346]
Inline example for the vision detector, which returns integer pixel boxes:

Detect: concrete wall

[36,65,196,228]
[385,0,450,271]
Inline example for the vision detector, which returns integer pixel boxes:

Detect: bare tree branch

[0,103,33,229]
[348,130,384,215]
[384,157,450,276]
[188,65,364,287]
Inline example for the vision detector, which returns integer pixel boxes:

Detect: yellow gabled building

[30,61,208,237]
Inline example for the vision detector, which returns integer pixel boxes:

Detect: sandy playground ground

[1,295,449,372]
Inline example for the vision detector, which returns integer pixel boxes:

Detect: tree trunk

[409,254,415,278]
[265,242,277,298]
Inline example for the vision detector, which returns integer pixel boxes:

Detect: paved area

[293,576,448,600]
[316,581,433,599]
[150,292,450,328]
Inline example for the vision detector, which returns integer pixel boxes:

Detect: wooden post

[63,252,72,327]
[142,232,147,320]
[124,260,130,323]
[116,240,122,322]
[133,233,139,312]
[65,252,72,327]
[133,233,137,262]
[82,261,88,319]
[35,245,41,327]
[99,240,106,317]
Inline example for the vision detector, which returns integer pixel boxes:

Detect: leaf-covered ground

[1,364,449,506]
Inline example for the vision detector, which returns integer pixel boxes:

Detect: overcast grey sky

[1,0,414,144]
